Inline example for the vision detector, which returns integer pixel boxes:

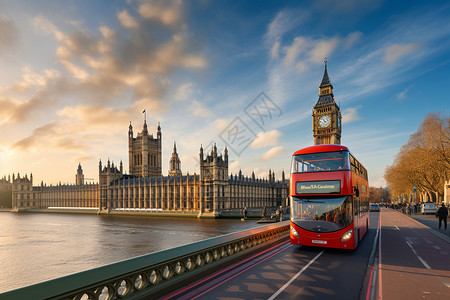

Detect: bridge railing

[1,222,290,300]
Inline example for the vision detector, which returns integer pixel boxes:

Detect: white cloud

[174,83,193,101]
[342,106,361,124]
[117,10,138,29]
[250,130,282,149]
[309,38,340,64]
[266,10,293,41]
[284,37,308,65]
[383,43,418,64]
[343,31,362,49]
[189,100,211,117]
[60,60,90,80]
[270,40,281,59]
[397,85,413,100]
[229,160,240,174]
[213,118,232,132]
[57,105,131,128]
[262,146,286,161]
[266,9,308,61]
[138,0,183,28]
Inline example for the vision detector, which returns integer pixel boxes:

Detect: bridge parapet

[1,222,289,300]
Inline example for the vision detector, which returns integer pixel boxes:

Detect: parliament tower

[168,142,182,176]
[128,120,162,178]
[312,58,342,145]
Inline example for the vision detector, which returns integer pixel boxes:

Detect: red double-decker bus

[289,145,369,249]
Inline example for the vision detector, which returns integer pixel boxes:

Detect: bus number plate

[312,240,327,244]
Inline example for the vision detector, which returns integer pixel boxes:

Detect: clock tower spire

[312,58,342,145]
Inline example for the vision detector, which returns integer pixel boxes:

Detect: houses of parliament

[3,60,343,217]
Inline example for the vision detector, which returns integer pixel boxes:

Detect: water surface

[0,212,262,292]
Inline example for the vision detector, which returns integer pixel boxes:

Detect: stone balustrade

[1,222,289,300]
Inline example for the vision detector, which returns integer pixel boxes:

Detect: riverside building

[11,121,288,218]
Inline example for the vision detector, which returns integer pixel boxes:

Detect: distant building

[76,163,84,185]
[168,142,182,177]
[128,120,162,178]
[0,176,12,208]
[11,120,288,217]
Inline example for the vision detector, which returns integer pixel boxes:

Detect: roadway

[158,208,450,300]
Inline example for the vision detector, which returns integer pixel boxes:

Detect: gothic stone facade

[312,59,342,145]
[12,121,288,217]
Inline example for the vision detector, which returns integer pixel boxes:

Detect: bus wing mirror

[353,187,359,197]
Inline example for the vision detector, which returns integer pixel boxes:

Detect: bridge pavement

[375,208,450,300]
[159,208,450,300]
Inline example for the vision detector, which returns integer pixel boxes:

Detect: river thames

[0,212,263,293]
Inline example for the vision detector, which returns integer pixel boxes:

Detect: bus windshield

[291,195,353,232]
[291,151,350,173]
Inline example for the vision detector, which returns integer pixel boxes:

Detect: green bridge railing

[1,222,290,300]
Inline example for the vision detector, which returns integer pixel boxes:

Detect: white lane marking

[378,213,383,300]
[433,245,441,250]
[406,241,431,269]
[442,280,450,289]
[268,250,324,300]
[395,226,400,230]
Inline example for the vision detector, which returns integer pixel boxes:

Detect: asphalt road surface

[161,214,380,300]
[159,208,450,300]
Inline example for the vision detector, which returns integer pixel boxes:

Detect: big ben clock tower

[313,58,342,145]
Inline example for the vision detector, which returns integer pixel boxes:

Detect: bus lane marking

[406,240,431,270]
[161,241,292,300]
[442,280,450,289]
[267,250,324,300]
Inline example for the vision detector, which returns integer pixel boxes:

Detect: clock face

[318,115,331,128]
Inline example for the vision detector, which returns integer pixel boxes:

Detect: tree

[384,113,449,203]
[369,187,390,203]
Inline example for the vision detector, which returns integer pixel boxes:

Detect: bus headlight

[340,229,353,242]
[290,225,299,238]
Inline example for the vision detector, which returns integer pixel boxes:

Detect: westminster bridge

[1,209,449,300]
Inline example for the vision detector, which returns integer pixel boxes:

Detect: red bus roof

[292,144,349,156]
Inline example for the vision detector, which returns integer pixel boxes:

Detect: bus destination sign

[296,180,341,194]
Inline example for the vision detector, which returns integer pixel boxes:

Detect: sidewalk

[399,210,450,243]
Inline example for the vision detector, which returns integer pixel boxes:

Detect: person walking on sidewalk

[437,202,448,230]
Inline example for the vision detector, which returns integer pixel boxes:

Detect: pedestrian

[243,207,247,219]
[279,206,283,222]
[437,203,448,230]
[262,206,266,219]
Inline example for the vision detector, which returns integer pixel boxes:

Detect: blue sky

[0,0,449,187]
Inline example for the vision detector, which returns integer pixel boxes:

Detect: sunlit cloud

[250,130,282,149]
[138,0,183,28]
[57,105,131,127]
[117,10,138,29]
[262,146,286,161]
[229,160,240,174]
[189,100,211,117]
[342,106,361,124]
[174,83,193,101]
